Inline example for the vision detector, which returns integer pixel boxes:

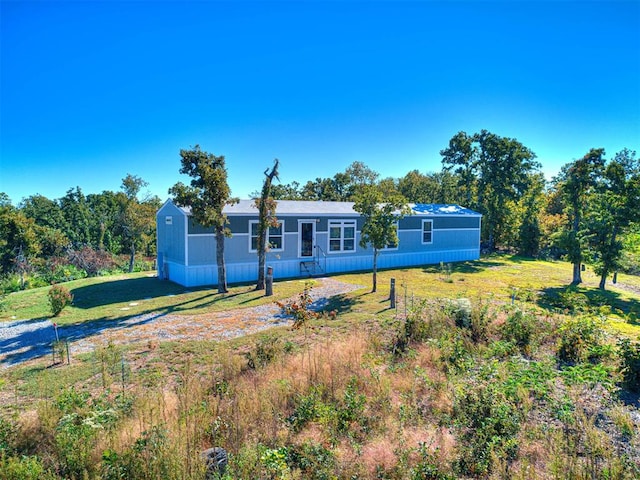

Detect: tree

[441,130,540,250]
[441,131,477,207]
[474,130,540,249]
[354,185,410,292]
[517,173,545,257]
[255,159,279,290]
[59,187,93,247]
[118,174,159,272]
[557,149,605,285]
[586,149,639,289]
[169,146,238,293]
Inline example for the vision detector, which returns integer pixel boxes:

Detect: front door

[299,221,315,257]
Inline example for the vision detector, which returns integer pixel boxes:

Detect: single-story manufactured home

[156,199,481,287]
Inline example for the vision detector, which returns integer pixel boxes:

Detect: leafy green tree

[0,208,41,278]
[255,159,279,290]
[517,173,546,256]
[19,194,67,232]
[557,149,606,285]
[169,146,238,293]
[441,130,540,250]
[268,180,302,200]
[354,186,410,292]
[474,130,540,249]
[118,174,159,272]
[586,149,639,289]
[87,191,123,253]
[59,187,93,247]
[441,131,477,207]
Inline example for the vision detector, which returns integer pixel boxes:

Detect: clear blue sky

[1,0,639,204]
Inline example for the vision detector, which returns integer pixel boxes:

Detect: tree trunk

[571,262,582,285]
[128,243,135,273]
[372,249,378,293]
[571,213,583,285]
[599,227,619,291]
[256,229,267,290]
[215,227,228,293]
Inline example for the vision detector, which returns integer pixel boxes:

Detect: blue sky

[1,0,639,204]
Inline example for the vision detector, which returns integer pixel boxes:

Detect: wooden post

[265,266,273,296]
[390,278,396,309]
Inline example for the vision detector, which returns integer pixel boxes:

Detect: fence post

[390,278,396,309]
[265,266,274,296]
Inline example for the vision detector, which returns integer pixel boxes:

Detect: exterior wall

[156,201,187,280]
[156,200,482,288]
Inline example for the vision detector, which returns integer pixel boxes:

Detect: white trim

[401,227,480,233]
[248,219,285,253]
[184,214,189,266]
[421,219,434,245]
[187,233,216,237]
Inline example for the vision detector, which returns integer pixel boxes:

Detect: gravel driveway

[0,278,362,369]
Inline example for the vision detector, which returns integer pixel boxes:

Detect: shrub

[557,316,604,364]
[287,442,336,479]
[618,338,640,392]
[48,284,73,316]
[501,308,537,355]
[447,298,472,329]
[0,455,56,480]
[66,246,115,276]
[453,381,521,476]
[245,334,284,369]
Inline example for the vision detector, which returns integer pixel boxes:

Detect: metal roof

[171,199,480,216]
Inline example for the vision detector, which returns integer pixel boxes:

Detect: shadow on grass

[420,257,507,276]
[538,286,640,317]
[70,277,207,309]
[313,293,361,316]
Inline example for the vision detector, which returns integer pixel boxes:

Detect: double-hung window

[250,220,284,252]
[422,220,433,244]
[329,220,356,253]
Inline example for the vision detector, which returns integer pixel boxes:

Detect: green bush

[557,316,604,364]
[245,334,284,369]
[453,381,522,476]
[501,308,537,355]
[0,454,56,480]
[287,442,336,480]
[44,264,87,284]
[618,338,640,392]
[48,284,73,316]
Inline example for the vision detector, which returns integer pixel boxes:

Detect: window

[422,220,433,244]
[329,220,356,252]
[250,221,284,252]
[165,216,173,225]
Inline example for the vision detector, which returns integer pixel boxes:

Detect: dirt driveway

[0,278,362,369]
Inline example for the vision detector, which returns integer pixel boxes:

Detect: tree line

[0,175,160,291]
[2,130,638,293]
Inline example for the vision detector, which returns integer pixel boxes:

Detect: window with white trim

[422,219,433,244]
[329,220,356,252]
[250,220,284,252]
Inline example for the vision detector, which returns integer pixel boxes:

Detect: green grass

[1,272,319,325]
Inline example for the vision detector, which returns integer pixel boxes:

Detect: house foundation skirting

[159,249,480,288]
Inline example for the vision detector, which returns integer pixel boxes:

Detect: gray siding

[156,202,186,265]
[401,216,480,230]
